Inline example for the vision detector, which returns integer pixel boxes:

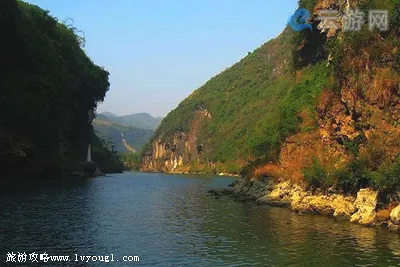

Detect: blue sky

[26,0,298,117]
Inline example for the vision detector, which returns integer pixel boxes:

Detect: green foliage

[145,27,332,171]
[279,63,332,136]
[120,152,141,171]
[335,159,374,194]
[298,0,318,10]
[373,157,400,195]
[306,154,400,196]
[143,0,400,185]
[92,132,124,173]
[93,118,154,152]
[0,1,112,177]
[393,0,400,29]
[343,139,360,157]
[303,158,330,190]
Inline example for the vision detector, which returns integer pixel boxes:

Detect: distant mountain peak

[99,112,163,130]
[100,111,118,118]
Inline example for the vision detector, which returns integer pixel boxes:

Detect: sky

[26,0,298,117]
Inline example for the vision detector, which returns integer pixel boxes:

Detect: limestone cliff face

[140,30,295,174]
[141,0,400,180]
[229,178,400,231]
[141,109,211,173]
[277,0,400,182]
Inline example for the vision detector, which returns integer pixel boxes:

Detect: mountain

[101,111,118,119]
[0,0,123,179]
[93,116,154,153]
[100,112,162,130]
[141,0,400,196]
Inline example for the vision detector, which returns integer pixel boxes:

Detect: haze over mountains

[93,112,161,152]
[99,112,163,131]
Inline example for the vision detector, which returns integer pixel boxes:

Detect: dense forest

[142,0,400,197]
[0,0,123,180]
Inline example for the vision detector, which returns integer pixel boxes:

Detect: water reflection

[0,173,399,266]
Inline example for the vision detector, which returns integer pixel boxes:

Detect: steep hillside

[93,116,154,152]
[142,0,400,196]
[141,26,331,173]
[0,0,123,179]
[100,112,162,130]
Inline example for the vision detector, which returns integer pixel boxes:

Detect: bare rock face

[229,179,400,230]
[331,196,356,218]
[260,181,356,218]
[350,189,378,225]
[388,222,400,232]
[140,109,211,173]
[291,195,335,216]
[390,205,400,225]
[257,181,296,207]
[290,193,355,218]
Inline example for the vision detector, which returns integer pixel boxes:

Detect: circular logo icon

[288,8,313,32]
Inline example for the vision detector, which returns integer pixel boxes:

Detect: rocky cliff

[213,178,400,231]
[141,109,212,173]
[141,0,400,205]
[141,28,299,174]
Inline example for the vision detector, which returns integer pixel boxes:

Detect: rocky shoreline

[208,178,400,233]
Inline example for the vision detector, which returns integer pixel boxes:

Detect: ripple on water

[0,172,400,266]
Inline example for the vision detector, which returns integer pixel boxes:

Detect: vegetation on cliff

[144,30,332,173]
[300,0,400,199]
[0,0,123,179]
[142,0,400,200]
[93,115,154,152]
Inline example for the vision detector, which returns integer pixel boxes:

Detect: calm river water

[1,172,400,266]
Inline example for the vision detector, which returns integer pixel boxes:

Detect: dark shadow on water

[0,172,399,266]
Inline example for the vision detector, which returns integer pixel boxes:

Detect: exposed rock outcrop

[141,109,212,173]
[391,205,400,225]
[350,189,378,225]
[218,178,399,232]
[142,0,400,234]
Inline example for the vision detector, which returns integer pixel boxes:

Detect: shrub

[343,139,359,157]
[360,137,389,171]
[335,159,374,194]
[120,152,141,171]
[92,133,124,173]
[303,158,330,190]
[373,158,400,195]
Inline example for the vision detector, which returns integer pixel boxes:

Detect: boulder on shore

[390,205,400,225]
[350,189,378,225]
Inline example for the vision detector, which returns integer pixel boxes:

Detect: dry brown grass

[254,163,281,180]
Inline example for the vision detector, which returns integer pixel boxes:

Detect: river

[1,172,400,266]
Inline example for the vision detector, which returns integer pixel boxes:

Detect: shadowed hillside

[0,0,123,179]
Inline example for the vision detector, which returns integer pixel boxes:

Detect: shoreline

[139,169,241,177]
[208,178,400,233]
